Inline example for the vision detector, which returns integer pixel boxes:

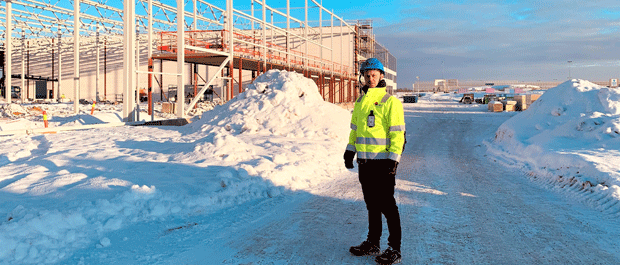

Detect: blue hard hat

[360,58,384,74]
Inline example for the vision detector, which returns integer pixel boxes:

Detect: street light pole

[416,76,420,95]
[568,60,573,80]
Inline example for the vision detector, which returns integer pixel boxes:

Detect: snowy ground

[1,73,619,264]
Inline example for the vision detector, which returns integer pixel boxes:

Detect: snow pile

[181,69,351,189]
[0,101,219,132]
[1,104,29,117]
[489,79,620,212]
[186,101,217,117]
[424,92,458,102]
[187,69,348,139]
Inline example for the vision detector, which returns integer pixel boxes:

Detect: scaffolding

[356,19,374,59]
[1,0,393,121]
[351,19,397,91]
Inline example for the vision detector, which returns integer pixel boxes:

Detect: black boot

[375,247,401,264]
[349,240,380,256]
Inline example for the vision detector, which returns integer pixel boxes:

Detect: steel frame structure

[2,0,366,121]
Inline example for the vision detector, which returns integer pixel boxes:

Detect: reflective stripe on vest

[357,151,389,160]
[389,125,406,131]
[357,151,401,161]
[381,93,391,103]
[356,137,390,145]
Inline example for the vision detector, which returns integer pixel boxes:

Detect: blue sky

[321,0,620,87]
[14,0,619,88]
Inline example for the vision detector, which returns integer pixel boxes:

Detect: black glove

[344,150,356,169]
[388,160,399,175]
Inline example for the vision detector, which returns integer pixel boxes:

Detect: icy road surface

[71,99,620,264]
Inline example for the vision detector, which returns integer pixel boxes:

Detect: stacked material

[488,101,504,112]
[513,94,542,111]
[503,100,517,112]
[161,102,175,114]
[527,94,541,105]
[514,95,527,111]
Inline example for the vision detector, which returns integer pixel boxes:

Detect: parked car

[0,85,21,99]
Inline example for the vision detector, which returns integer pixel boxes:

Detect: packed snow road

[72,98,620,264]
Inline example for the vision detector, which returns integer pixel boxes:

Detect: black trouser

[358,159,401,251]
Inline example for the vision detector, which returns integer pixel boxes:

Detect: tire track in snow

[127,101,620,265]
[397,104,620,264]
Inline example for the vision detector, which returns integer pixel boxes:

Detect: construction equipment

[459,93,474,104]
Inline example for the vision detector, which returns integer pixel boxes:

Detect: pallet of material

[162,102,176,114]
[514,95,527,111]
[503,100,517,112]
[526,94,541,105]
[488,101,504,112]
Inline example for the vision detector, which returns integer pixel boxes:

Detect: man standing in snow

[344,58,406,265]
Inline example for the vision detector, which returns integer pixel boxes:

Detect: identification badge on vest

[367,110,375,128]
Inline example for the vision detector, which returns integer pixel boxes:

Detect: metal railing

[155,29,353,77]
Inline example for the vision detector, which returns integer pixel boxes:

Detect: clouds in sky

[26,0,616,87]
[332,0,620,86]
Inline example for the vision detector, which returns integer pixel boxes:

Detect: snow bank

[0,69,353,264]
[0,101,217,132]
[424,92,459,102]
[181,69,351,189]
[0,103,124,131]
[489,79,620,213]
[187,69,349,139]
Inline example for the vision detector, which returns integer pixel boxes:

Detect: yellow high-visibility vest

[346,87,406,162]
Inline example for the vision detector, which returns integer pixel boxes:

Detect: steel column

[176,0,185,117]
[136,30,140,121]
[104,38,107,102]
[262,0,267,71]
[319,2,322,70]
[20,32,25,101]
[329,75,333,103]
[321,73,325,99]
[304,0,308,71]
[239,58,243,94]
[26,41,29,99]
[96,28,100,102]
[51,37,54,101]
[74,0,80,113]
[4,0,12,102]
[58,32,62,100]
[286,0,290,66]
[148,0,154,120]
[227,0,234,102]
[193,64,198,103]
[148,58,153,115]
[123,0,137,121]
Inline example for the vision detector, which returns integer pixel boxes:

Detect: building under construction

[1,0,397,121]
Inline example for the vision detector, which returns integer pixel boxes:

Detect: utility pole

[416,76,419,95]
[568,60,573,80]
